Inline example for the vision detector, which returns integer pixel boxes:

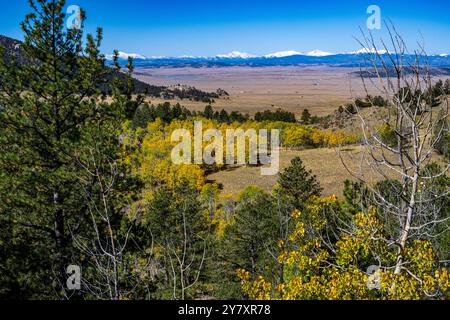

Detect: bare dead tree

[166,200,210,300]
[339,23,449,278]
[70,148,152,300]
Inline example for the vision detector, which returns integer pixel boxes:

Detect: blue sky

[1,0,450,56]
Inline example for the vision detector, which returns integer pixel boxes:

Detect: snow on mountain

[147,55,170,59]
[216,50,336,58]
[216,51,257,59]
[306,50,335,57]
[105,49,450,62]
[264,50,303,58]
[350,48,388,55]
[264,50,335,58]
[106,51,147,60]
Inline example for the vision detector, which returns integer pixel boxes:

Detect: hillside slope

[0,35,219,102]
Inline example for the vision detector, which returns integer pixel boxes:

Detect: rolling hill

[0,35,219,102]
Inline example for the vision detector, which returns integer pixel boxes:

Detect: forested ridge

[0,34,220,103]
[0,0,449,300]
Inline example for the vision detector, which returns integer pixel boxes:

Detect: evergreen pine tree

[0,0,129,297]
[219,187,280,298]
[278,157,322,209]
[203,105,214,119]
[218,109,230,123]
[301,109,312,124]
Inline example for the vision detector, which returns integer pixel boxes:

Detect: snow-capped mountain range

[214,49,336,58]
[107,49,341,60]
[216,51,258,59]
[106,48,450,60]
[106,49,450,68]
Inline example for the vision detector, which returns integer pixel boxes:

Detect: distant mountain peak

[349,48,388,55]
[264,50,304,58]
[306,49,335,57]
[106,51,147,60]
[215,51,257,59]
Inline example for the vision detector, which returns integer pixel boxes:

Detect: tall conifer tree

[0,0,110,297]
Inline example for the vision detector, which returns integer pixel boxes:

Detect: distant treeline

[340,80,450,114]
[255,109,297,123]
[160,87,227,103]
[132,103,299,128]
[339,95,389,114]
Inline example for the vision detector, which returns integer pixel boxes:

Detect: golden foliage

[238,197,450,300]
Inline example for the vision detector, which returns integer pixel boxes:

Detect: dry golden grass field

[207,146,446,198]
[207,146,378,197]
